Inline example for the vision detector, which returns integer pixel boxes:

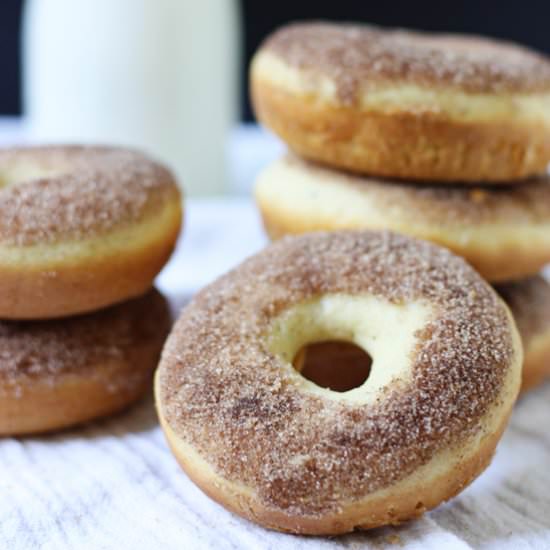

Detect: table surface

[1,119,550,550]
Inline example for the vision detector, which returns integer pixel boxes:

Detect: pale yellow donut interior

[253,51,550,125]
[266,294,432,405]
[0,162,69,188]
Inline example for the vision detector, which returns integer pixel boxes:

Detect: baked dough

[496,275,550,392]
[0,146,182,319]
[156,231,521,534]
[0,289,171,435]
[255,155,550,282]
[251,22,550,182]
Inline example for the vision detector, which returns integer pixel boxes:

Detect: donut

[0,288,171,435]
[496,276,550,393]
[0,146,182,319]
[255,155,550,282]
[251,22,550,183]
[156,231,521,534]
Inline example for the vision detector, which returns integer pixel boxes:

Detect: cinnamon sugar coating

[159,231,516,517]
[496,276,550,346]
[262,22,550,103]
[0,146,179,246]
[0,289,170,396]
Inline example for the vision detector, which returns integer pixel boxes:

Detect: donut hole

[267,294,430,403]
[292,340,372,392]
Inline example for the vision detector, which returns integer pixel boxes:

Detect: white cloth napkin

[1,198,549,550]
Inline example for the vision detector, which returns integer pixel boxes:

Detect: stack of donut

[0,146,182,435]
[155,21,545,536]
[251,21,550,395]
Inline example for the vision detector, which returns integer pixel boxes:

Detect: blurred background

[1,1,550,195]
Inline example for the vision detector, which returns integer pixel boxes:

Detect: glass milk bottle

[22,0,241,196]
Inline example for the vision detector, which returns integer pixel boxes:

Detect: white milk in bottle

[22,0,241,195]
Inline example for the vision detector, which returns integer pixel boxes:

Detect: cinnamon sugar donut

[251,22,550,183]
[0,289,171,436]
[0,146,182,319]
[255,155,550,282]
[156,231,522,534]
[496,276,550,393]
